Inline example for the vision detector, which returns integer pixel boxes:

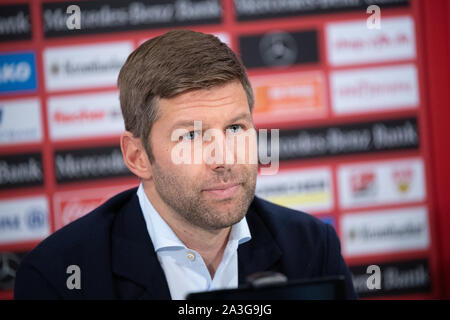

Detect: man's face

[148,81,258,231]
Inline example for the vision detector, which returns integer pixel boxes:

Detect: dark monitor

[186,276,347,300]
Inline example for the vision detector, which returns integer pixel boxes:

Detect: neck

[143,182,231,278]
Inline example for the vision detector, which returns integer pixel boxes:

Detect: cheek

[152,140,177,168]
[158,158,203,189]
[177,164,203,182]
[152,137,203,184]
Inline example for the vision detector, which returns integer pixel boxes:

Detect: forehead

[157,81,250,123]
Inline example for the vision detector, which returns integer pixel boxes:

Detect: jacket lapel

[111,193,171,300]
[237,199,283,285]
[110,193,282,297]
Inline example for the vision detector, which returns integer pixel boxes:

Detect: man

[14,30,356,300]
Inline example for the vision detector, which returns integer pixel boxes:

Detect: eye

[181,130,201,141]
[227,124,243,134]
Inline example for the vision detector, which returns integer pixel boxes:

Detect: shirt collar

[137,183,251,252]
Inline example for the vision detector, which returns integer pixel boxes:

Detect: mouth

[202,183,241,199]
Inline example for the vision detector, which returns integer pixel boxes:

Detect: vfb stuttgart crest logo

[392,167,413,194]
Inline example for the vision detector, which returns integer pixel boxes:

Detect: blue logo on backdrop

[0,52,37,94]
[0,215,20,231]
[26,208,46,229]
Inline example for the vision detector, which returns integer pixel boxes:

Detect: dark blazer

[14,188,357,300]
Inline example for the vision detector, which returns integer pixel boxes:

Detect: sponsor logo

[330,64,419,115]
[0,251,27,291]
[350,170,376,198]
[0,98,42,146]
[0,208,46,231]
[251,72,326,124]
[53,110,107,122]
[53,184,136,229]
[43,42,133,91]
[56,198,99,228]
[392,167,413,194]
[0,196,50,245]
[239,30,318,69]
[327,16,416,66]
[0,4,31,42]
[259,32,298,66]
[338,158,425,209]
[0,215,19,230]
[350,259,431,297]
[233,0,409,21]
[48,91,124,141]
[54,145,133,184]
[42,0,222,38]
[341,206,429,257]
[255,167,333,213]
[0,51,37,94]
[26,208,46,229]
[270,117,418,161]
[0,153,43,190]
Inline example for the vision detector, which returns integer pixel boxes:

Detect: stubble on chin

[151,162,257,231]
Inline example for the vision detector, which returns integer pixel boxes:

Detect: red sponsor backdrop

[0,0,449,299]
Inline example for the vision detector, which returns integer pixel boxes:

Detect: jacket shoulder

[20,187,138,266]
[250,196,357,299]
[250,196,338,272]
[252,196,330,240]
[15,187,138,299]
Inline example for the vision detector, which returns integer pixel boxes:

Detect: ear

[120,131,152,180]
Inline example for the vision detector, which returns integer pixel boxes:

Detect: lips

[202,183,241,199]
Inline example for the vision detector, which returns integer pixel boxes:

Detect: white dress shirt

[137,183,251,300]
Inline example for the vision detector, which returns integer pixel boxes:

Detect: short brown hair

[117,29,254,162]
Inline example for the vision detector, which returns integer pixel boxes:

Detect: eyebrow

[228,112,253,125]
[170,112,252,131]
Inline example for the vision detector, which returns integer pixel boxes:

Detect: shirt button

[186,252,195,261]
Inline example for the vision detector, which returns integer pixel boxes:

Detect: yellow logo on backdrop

[266,192,329,208]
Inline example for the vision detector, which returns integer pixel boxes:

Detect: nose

[202,127,258,171]
[203,129,235,172]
